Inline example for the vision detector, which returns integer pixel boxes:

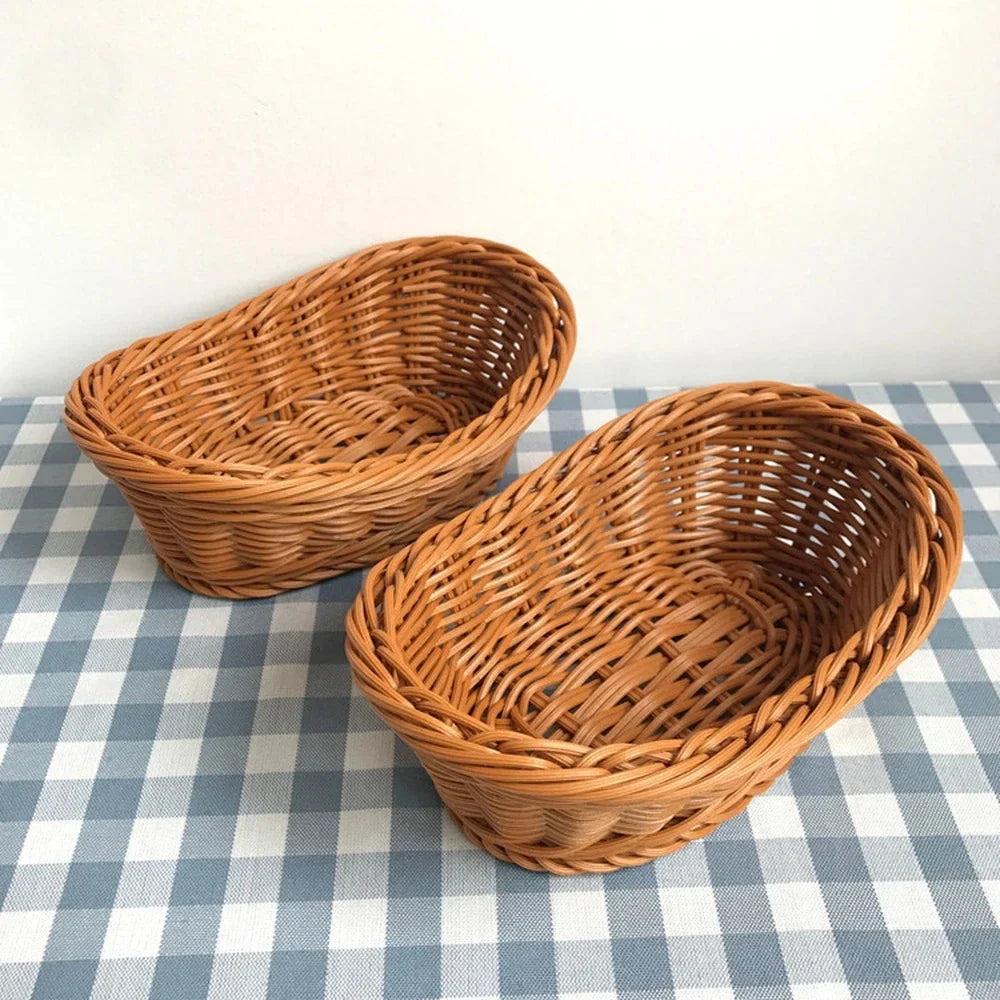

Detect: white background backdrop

[3,1,998,396]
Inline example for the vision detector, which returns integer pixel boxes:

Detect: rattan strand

[346,382,962,873]
[64,237,575,597]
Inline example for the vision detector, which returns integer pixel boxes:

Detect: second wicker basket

[347,382,962,873]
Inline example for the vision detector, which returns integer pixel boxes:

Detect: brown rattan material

[64,237,575,598]
[346,382,962,873]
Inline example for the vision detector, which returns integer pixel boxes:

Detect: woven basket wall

[347,382,962,873]
[64,236,575,597]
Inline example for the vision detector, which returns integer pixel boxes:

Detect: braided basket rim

[64,235,576,499]
[346,381,963,803]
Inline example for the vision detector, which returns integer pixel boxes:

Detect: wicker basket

[347,382,962,873]
[64,237,575,598]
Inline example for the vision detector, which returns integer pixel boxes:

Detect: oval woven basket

[64,236,575,597]
[347,382,962,873]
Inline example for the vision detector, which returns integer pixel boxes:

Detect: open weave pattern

[64,236,575,597]
[347,382,963,873]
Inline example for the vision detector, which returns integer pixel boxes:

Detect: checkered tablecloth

[1,383,999,1000]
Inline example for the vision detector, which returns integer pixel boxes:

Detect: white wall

[3,1,998,396]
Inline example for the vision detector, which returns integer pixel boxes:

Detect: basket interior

[389,400,929,747]
[100,247,554,470]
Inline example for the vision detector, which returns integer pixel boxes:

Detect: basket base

[443,769,783,874]
[142,450,513,598]
[447,807,723,875]
[156,556,360,600]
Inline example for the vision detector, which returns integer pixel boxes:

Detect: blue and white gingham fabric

[1,383,999,1000]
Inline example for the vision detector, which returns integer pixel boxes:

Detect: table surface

[1,383,999,1000]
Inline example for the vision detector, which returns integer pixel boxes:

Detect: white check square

[950,443,994,465]
[231,812,289,858]
[658,886,721,937]
[329,898,387,950]
[0,673,33,709]
[846,794,909,837]
[71,670,126,705]
[13,422,56,445]
[125,816,186,862]
[873,880,942,930]
[27,556,79,586]
[344,729,395,771]
[825,714,880,756]
[46,740,105,781]
[946,793,1000,836]
[101,906,167,959]
[0,910,56,963]
[582,408,620,432]
[111,553,157,582]
[269,602,317,634]
[94,608,144,640]
[981,880,1000,925]
[163,667,218,704]
[18,819,83,865]
[951,588,1000,618]
[927,404,968,425]
[917,716,977,756]
[766,881,831,931]
[68,461,106,486]
[257,662,309,701]
[441,894,498,945]
[0,466,35,488]
[338,809,392,854]
[896,649,946,683]
[182,605,232,636]
[981,650,1000,683]
[145,738,203,778]
[907,985,971,1000]
[216,902,278,954]
[5,612,57,644]
[746,794,805,839]
[550,890,610,941]
[244,734,299,774]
